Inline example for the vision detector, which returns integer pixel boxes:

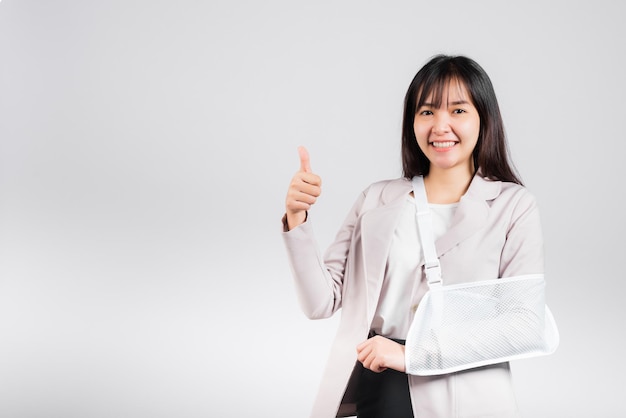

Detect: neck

[424,165,475,204]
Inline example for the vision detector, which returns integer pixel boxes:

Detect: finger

[298,146,311,173]
[293,174,321,191]
[364,352,386,373]
[367,350,388,373]
[287,176,321,205]
[362,351,373,369]
[286,195,316,213]
[287,182,320,205]
[356,343,371,362]
[356,339,371,352]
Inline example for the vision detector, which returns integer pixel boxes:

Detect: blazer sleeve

[281,188,368,320]
[499,187,545,277]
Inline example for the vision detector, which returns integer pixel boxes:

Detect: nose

[432,113,451,135]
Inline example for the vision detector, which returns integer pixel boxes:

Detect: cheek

[460,118,480,139]
[472,115,481,135]
[413,121,429,139]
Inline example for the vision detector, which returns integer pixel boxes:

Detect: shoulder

[362,177,412,203]
[349,178,411,216]
[470,175,537,204]
[468,175,540,219]
[498,181,538,207]
[485,179,540,221]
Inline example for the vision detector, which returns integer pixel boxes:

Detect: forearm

[282,220,342,319]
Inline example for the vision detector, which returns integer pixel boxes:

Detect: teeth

[432,141,456,148]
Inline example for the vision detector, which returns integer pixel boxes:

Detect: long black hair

[401,54,522,185]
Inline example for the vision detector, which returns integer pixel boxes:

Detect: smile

[430,141,457,148]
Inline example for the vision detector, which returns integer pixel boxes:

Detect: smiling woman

[401,55,522,191]
[413,79,480,203]
[282,55,555,418]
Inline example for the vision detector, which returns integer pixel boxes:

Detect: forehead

[418,77,473,107]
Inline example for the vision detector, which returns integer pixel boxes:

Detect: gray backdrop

[1,0,624,417]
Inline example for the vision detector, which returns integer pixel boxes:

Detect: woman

[282,55,544,417]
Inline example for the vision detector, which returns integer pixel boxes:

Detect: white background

[1,1,624,417]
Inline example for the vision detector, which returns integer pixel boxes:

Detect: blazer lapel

[435,174,501,257]
[359,180,412,323]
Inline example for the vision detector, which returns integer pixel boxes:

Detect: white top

[370,195,457,339]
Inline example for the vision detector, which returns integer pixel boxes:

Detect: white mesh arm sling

[404,176,559,376]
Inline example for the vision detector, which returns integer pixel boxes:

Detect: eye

[418,110,433,116]
[452,109,467,114]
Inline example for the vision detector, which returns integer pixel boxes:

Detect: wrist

[284,211,307,231]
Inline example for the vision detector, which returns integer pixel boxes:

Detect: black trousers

[355,335,414,418]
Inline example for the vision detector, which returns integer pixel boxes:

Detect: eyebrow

[420,100,471,107]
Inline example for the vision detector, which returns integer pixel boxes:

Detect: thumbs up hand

[285,146,322,230]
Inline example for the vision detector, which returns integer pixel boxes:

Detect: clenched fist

[357,335,406,373]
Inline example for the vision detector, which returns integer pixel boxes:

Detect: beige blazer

[282,174,544,418]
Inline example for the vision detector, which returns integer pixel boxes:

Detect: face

[413,79,480,175]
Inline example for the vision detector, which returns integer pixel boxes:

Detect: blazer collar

[375,173,501,205]
[463,173,501,201]
[360,174,502,279]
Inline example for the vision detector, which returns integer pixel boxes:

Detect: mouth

[430,141,458,149]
